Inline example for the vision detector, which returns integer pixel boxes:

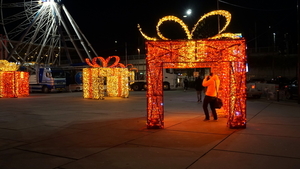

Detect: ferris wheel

[0,0,97,66]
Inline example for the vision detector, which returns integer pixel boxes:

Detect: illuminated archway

[138,9,247,129]
[145,39,247,129]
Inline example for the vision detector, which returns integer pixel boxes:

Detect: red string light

[0,71,29,98]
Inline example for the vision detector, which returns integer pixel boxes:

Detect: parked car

[285,78,298,99]
[246,83,263,98]
[247,78,266,83]
[267,76,290,90]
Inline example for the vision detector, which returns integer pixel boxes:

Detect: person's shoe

[213,119,218,122]
[203,119,210,121]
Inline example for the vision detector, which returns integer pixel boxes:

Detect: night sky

[63,0,298,56]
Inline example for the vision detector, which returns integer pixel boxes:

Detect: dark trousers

[203,95,217,120]
[184,84,188,90]
[196,90,202,101]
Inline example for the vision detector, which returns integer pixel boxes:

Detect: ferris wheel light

[39,0,55,4]
[1,0,97,65]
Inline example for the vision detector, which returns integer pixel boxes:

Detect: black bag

[214,97,223,109]
[214,79,223,109]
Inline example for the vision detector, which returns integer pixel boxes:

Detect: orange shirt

[202,75,220,97]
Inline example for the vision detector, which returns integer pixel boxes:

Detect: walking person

[202,73,220,121]
[195,76,204,102]
[183,77,189,91]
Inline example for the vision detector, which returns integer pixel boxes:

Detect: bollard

[277,90,279,102]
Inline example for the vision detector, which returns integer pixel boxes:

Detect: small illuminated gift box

[0,60,29,98]
[83,56,131,100]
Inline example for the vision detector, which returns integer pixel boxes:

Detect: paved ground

[0,90,300,169]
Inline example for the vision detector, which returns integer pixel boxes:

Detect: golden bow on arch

[138,10,239,40]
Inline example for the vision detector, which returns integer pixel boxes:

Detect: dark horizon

[63,0,298,56]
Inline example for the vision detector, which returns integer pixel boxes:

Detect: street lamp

[183,9,192,18]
